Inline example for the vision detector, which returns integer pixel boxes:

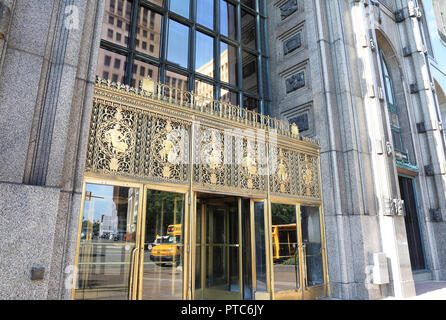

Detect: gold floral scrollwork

[198,128,225,187]
[278,149,289,193]
[299,153,320,198]
[152,119,188,181]
[96,107,134,173]
[243,140,257,190]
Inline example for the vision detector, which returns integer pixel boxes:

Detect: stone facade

[0,0,445,300]
[0,0,104,299]
[267,0,446,299]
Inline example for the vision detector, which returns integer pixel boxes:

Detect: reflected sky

[83,184,116,223]
[196,31,214,72]
[170,0,190,18]
[197,0,214,29]
[167,20,189,68]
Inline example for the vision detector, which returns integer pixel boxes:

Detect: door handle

[128,246,139,300]
[302,244,308,288]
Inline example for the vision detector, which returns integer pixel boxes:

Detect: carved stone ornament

[286,72,305,93]
[281,0,298,20]
[283,33,302,55]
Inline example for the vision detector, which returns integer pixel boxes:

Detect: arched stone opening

[375,29,416,168]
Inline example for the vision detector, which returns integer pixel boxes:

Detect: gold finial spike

[291,123,299,137]
[142,76,155,94]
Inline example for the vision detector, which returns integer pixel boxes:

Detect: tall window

[380,51,404,154]
[95,0,271,114]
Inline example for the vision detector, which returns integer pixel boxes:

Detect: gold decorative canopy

[86,78,321,200]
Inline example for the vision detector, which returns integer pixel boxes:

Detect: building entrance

[194,194,244,300]
[72,78,328,300]
[399,176,426,271]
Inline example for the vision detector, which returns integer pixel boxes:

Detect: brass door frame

[268,196,328,300]
[73,178,329,300]
[269,199,303,300]
[72,177,145,300]
[137,184,190,300]
[191,193,244,300]
[250,198,271,300]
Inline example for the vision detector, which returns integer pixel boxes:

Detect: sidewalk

[319,281,446,300]
[384,281,446,300]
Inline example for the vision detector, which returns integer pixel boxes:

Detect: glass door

[137,188,188,300]
[270,203,303,299]
[251,200,270,300]
[73,182,142,300]
[300,205,327,299]
[194,195,242,300]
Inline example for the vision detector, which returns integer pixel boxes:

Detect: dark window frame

[98,0,271,114]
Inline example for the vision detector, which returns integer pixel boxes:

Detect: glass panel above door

[74,184,140,300]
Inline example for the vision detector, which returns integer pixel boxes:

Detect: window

[196,0,214,29]
[104,55,111,66]
[380,51,404,153]
[114,58,121,69]
[195,32,214,77]
[167,20,189,68]
[96,0,271,114]
[170,0,190,18]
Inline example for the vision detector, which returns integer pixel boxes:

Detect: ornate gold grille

[86,78,321,200]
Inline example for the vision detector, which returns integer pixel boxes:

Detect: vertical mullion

[127,0,140,86]
[189,0,196,92]
[160,0,170,83]
[260,0,271,115]
[254,0,264,114]
[236,2,243,108]
[215,0,221,100]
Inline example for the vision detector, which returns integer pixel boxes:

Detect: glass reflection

[102,0,132,47]
[165,69,189,100]
[195,80,214,99]
[96,48,127,84]
[271,203,299,292]
[136,6,162,59]
[167,20,189,68]
[242,51,258,93]
[220,41,238,86]
[131,60,159,88]
[195,32,214,77]
[243,95,259,112]
[142,190,185,300]
[241,0,256,10]
[74,184,139,300]
[220,0,237,40]
[170,0,190,18]
[301,206,324,287]
[241,10,256,50]
[197,0,214,29]
[254,202,267,293]
[221,88,238,106]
